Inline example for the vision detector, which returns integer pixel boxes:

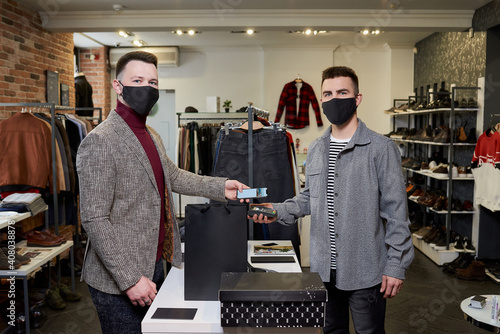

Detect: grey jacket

[76,110,227,294]
[273,119,414,290]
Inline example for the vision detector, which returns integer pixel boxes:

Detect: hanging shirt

[275,81,323,129]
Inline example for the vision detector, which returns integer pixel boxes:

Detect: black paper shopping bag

[184,203,248,301]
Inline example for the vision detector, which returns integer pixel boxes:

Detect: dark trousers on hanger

[213,128,300,259]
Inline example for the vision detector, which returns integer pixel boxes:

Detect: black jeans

[88,259,165,334]
[323,270,386,334]
[212,128,299,256]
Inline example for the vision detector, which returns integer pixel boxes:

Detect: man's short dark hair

[322,66,359,95]
[116,51,158,79]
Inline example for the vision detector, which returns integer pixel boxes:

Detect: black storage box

[219,272,327,328]
[184,203,248,301]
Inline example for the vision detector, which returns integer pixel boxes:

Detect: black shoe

[453,235,465,252]
[443,252,466,271]
[433,234,448,250]
[463,237,476,253]
[445,253,474,274]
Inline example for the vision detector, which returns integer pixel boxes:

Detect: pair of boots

[45,283,82,310]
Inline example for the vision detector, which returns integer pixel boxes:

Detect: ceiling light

[288,30,328,35]
[360,30,383,35]
[133,40,145,47]
[231,30,259,34]
[172,30,201,35]
[118,31,133,38]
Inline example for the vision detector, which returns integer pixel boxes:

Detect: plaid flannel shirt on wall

[275,81,323,129]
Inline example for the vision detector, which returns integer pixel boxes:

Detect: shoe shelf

[408,198,475,215]
[0,240,74,277]
[391,87,480,267]
[403,168,474,181]
[412,235,459,266]
[485,269,500,284]
[428,208,475,215]
[387,107,478,116]
[393,138,476,147]
[0,212,31,230]
[0,240,74,334]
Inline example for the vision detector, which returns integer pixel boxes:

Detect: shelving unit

[0,212,31,229]
[0,238,74,334]
[387,87,480,265]
[0,103,77,333]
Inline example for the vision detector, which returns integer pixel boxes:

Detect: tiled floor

[6,249,499,334]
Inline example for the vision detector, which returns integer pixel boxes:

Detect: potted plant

[222,99,232,112]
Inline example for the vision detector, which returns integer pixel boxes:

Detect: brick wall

[0,0,74,120]
[77,47,111,119]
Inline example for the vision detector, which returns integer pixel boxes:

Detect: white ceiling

[18,0,492,49]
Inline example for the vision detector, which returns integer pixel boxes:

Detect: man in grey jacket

[251,66,414,333]
[77,51,248,334]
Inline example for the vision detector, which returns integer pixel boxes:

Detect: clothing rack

[176,112,250,219]
[1,103,60,231]
[175,108,270,234]
[0,102,76,333]
[177,111,249,124]
[74,107,103,124]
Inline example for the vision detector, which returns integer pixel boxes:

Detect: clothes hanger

[240,119,264,131]
[294,74,302,83]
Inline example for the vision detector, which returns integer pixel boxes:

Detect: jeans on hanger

[212,128,299,258]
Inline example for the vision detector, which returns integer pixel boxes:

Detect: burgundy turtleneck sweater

[115,100,166,262]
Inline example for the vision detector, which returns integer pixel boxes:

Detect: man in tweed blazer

[76,51,248,334]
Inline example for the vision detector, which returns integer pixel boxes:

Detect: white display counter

[142,240,321,334]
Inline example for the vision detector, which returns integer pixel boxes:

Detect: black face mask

[119,81,159,116]
[322,97,358,125]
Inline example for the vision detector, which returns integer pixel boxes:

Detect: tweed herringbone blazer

[76,110,227,294]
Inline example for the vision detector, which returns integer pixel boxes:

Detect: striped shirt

[328,135,350,269]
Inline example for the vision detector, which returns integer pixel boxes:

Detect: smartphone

[237,188,268,199]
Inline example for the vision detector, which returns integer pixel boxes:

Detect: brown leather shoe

[456,261,487,280]
[27,231,63,247]
[422,227,440,243]
[41,230,67,244]
[432,196,447,211]
[433,126,450,143]
[423,194,439,207]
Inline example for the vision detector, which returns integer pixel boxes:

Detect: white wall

[333,44,414,135]
[157,46,264,113]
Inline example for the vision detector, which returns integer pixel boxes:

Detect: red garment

[471,131,500,167]
[275,81,323,129]
[116,101,167,262]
